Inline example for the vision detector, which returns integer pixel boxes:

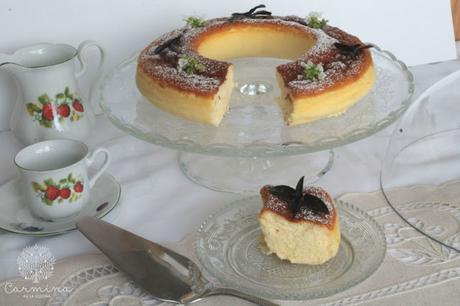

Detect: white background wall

[0,0,456,131]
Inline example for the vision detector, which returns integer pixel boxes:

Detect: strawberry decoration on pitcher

[25,87,85,128]
[73,98,84,112]
[74,181,84,193]
[57,104,71,118]
[2,41,105,145]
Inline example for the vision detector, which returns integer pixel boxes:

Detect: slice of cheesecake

[259,177,340,264]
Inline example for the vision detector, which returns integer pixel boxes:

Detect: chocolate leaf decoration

[268,176,330,219]
[247,4,265,14]
[269,185,297,207]
[288,176,305,215]
[334,42,374,59]
[153,34,183,55]
[295,176,304,196]
[231,4,272,20]
[301,193,330,214]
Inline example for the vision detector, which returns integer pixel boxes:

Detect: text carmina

[4,282,74,294]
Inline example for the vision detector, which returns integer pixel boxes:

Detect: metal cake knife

[77,216,279,306]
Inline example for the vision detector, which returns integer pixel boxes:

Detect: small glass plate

[195,196,386,300]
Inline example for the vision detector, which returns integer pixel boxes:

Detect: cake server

[77,216,279,306]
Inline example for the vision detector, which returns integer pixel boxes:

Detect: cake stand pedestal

[179,150,334,194]
[98,47,414,194]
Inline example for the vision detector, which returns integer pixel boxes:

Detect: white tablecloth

[0,43,459,305]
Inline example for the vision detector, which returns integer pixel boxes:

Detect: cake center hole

[239,82,272,96]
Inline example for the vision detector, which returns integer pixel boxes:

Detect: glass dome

[381,70,460,251]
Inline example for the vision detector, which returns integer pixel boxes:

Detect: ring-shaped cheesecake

[136,13,375,126]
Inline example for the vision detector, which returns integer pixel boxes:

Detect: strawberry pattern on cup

[25,87,85,128]
[32,174,84,205]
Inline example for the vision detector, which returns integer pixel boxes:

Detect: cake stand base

[179,151,334,194]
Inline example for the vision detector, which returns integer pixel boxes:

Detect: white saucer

[0,173,121,236]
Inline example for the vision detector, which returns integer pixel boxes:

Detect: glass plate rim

[194,196,387,300]
[98,44,415,157]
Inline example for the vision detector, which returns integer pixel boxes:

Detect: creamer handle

[76,40,105,113]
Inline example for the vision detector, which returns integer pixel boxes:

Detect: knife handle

[204,287,279,306]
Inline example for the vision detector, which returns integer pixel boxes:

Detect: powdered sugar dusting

[261,185,335,225]
[308,27,338,56]
[281,49,369,95]
[138,15,370,96]
[142,60,221,93]
[139,25,230,95]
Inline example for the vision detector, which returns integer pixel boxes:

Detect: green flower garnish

[306,12,328,29]
[178,56,206,74]
[184,16,205,28]
[299,61,326,81]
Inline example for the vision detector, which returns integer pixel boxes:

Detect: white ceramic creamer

[0,41,104,144]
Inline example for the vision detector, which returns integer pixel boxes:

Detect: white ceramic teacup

[14,139,111,220]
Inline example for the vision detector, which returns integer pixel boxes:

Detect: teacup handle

[86,148,111,188]
[76,40,105,111]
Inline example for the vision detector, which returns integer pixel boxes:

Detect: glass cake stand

[98,45,414,193]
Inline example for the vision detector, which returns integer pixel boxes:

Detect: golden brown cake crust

[276,25,373,99]
[137,36,230,98]
[137,15,372,99]
[259,185,337,230]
